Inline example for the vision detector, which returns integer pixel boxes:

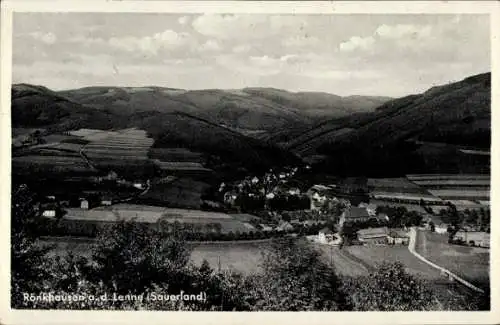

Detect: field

[406,174,490,181]
[415,230,489,289]
[36,237,269,274]
[189,242,269,274]
[64,204,252,234]
[314,244,371,277]
[367,178,421,189]
[410,180,490,187]
[12,155,94,174]
[344,245,443,279]
[137,177,210,209]
[81,128,154,165]
[148,148,205,163]
[427,189,490,200]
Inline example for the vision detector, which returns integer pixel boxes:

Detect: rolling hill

[57,86,390,132]
[11,84,300,174]
[301,72,491,176]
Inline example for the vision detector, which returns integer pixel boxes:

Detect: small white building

[101,198,113,206]
[80,199,89,210]
[133,183,145,190]
[266,192,276,200]
[42,210,56,218]
[317,227,343,246]
[434,223,449,234]
[251,176,259,184]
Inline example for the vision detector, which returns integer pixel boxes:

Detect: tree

[90,221,191,295]
[11,185,53,308]
[344,262,439,311]
[240,238,348,311]
[429,221,435,232]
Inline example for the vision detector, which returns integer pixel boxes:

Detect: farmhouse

[339,207,371,227]
[387,229,410,245]
[357,227,389,245]
[453,231,490,248]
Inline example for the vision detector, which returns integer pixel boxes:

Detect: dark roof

[345,207,370,219]
[357,227,388,238]
[319,227,333,234]
[388,229,409,238]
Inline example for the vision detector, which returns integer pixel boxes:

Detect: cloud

[232,44,251,54]
[282,35,320,48]
[199,39,221,52]
[339,36,375,52]
[192,14,306,40]
[29,31,57,44]
[375,24,432,39]
[178,16,189,25]
[108,30,194,55]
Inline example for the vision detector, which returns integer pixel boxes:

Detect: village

[35,161,491,251]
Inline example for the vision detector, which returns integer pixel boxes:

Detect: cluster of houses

[221,167,302,206]
[90,170,148,191]
[256,218,327,233]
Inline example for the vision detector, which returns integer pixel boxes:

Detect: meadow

[415,230,490,289]
[344,245,443,280]
[36,237,269,274]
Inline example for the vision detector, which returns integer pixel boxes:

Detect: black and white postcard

[0,1,498,324]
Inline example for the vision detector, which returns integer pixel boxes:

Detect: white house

[317,227,343,246]
[318,227,333,243]
[251,176,259,184]
[288,187,301,196]
[434,223,449,234]
[266,192,276,200]
[101,197,113,206]
[80,199,89,210]
[42,210,56,218]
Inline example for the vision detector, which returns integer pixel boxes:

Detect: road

[79,146,97,171]
[408,227,484,293]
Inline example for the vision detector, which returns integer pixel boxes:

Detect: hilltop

[298,72,491,176]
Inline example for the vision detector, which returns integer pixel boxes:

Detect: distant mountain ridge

[54,85,391,131]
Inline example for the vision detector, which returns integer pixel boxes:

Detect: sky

[12,13,490,97]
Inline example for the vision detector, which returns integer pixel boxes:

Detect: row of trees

[12,186,489,311]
